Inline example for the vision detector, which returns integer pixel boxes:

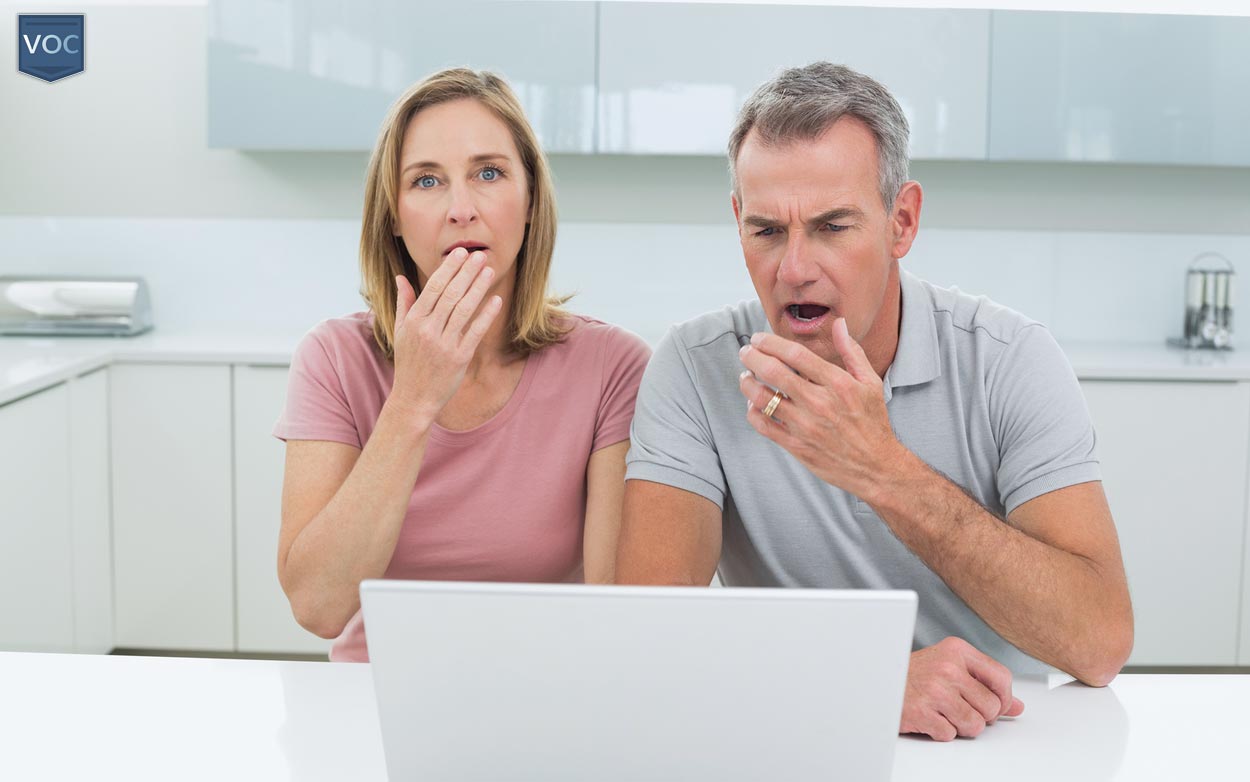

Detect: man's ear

[889,181,923,260]
[731,191,742,225]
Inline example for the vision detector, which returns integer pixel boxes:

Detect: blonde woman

[273,69,650,662]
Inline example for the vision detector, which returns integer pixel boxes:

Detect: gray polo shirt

[625,269,1101,673]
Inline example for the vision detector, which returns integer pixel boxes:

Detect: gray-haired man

[615,62,1133,741]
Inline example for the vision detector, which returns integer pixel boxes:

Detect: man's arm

[738,319,1133,686]
[867,464,1133,686]
[615,479,722,586]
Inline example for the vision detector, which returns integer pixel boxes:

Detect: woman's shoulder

[552,314,650,356]
[295,311,385,367]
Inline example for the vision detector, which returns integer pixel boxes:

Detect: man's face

[732,117,914,366]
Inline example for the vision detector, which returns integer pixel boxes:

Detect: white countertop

[0,330,306,406]
[0,651,1245,781]
[5,332,1250,407]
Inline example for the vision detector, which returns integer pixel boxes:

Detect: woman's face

[394,98,531,291]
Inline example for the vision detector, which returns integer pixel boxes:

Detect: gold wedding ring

[762,389,784,419]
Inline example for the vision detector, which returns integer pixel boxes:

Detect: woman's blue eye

[416,175,437,188]
[480,166,500,181]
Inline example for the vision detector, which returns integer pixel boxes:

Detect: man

[615,62,1134,742]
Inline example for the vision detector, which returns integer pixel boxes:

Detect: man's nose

[777,234,818,287]
[446,184,479,225]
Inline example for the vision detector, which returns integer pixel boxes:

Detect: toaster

[0,276,154,336]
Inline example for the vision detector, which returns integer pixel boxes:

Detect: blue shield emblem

[18,14,85,83]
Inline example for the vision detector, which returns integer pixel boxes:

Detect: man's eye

[755,227,778,237]
[416,175,438,188]
[825,223,847,233]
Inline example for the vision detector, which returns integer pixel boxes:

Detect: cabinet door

[0,385,75,652]
[110,364,234,651]
[234,365,331,655]
[68,369,113,654]
[1081,380,1248,666]
[597,3,989,158]
[208,0,597,152]
[990,12,1250,165]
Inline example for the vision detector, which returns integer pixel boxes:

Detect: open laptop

[361,580,916,782]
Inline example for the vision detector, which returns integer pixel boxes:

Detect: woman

[272,68,650,662]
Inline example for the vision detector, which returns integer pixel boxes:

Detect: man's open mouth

[786,304,831,323]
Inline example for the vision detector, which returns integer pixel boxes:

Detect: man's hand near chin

[900,637,1025,741]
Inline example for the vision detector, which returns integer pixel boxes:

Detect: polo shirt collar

[883,268,942,394]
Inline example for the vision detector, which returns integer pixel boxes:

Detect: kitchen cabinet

[989,12,1250,166]
[207,0,597,152]
[0,384,75,652]
[1080,380,1249,666]
[110,364,235,651]
[234,365,330,655]
[596,3,990,158]
[69,369,113,654]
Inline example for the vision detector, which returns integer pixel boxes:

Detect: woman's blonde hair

[359,68,570,359]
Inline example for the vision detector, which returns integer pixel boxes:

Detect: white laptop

[361,580,916,782]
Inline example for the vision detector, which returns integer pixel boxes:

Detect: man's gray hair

[727,62,911,212]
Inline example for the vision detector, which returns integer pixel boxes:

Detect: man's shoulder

[665,299,769,354]
[910,272,1042,348]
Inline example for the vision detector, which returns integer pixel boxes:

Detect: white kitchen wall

[4,215,1248,348]
[2,2,1248,345]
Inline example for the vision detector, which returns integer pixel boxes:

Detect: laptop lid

[361,580,916,782]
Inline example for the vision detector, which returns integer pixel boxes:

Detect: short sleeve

[625,327,727,508]
[592,327,652,452]
[989,324,1101,515]
[272,327,362,448]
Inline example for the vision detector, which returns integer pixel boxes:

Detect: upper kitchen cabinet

[208,0,597,152]
[989,12,1250,166]
[597,3,990,159]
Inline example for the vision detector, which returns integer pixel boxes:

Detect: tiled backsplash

[3,217,1247,348]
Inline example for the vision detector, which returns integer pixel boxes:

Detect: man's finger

[748,332,830,384]
[739,343,809,401]
[962,646,1020,718]
[958,678,1004,724]
[831,317,878,384]
[413,247,470,318]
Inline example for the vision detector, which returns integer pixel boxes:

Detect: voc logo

[18,14,84,83]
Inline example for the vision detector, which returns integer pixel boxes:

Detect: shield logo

[18,14,85,83]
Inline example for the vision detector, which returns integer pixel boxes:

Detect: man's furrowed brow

[807,207,865,228]
[742,214,781,228]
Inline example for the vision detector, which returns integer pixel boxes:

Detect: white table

[1,652,1245,780]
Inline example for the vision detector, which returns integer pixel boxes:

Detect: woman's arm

[583,440,630,584]
[277,250,501,638]
[276,401,435,638]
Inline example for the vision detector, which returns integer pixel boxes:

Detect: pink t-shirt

[272,311,651,662]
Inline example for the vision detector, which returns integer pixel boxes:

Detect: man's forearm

[862,445,1129,685]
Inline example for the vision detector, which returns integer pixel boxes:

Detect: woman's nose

[446,185,479,225]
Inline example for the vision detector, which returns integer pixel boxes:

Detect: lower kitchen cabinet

[69,369,114,654]
[110,364,235,651]
[0,384,75,652]
[234,365,331,655]
[1081,380,1249,666]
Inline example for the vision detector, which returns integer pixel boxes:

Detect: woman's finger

[412,247,470,319]
[430,251,486,327]
[444,264,495,339]
[459,295,503,353]
[394,274,417,325]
